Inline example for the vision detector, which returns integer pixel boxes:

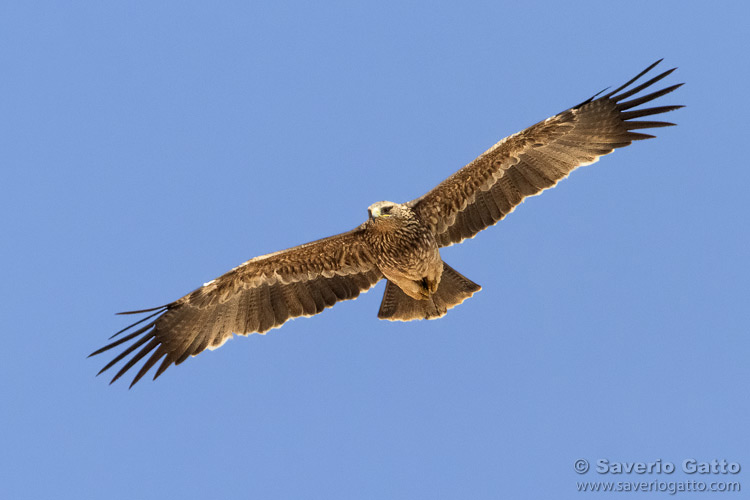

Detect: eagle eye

[381,206,392,215]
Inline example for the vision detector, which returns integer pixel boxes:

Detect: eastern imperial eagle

[92,60,683,387]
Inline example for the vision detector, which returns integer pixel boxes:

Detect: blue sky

[2,1,748,499]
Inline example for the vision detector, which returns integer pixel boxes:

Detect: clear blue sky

[2,2,748,499]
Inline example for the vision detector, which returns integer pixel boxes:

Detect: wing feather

[130,347,168,387]
[410,60,683,247]
[91,226,382,386]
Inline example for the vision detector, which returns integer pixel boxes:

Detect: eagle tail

[377,262,481,321]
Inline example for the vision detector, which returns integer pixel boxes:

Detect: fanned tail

[377,262,481,321]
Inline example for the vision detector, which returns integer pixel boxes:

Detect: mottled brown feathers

[408,60,682,247]
[91,228,382,387]
[92,60,682,387]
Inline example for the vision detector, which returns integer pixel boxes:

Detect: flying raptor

[92,60,683,387]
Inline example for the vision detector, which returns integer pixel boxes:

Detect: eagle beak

[368,208,377,220]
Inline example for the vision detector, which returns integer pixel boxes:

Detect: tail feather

[377,262,481,321]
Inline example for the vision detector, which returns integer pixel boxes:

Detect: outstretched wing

[409,60,683,247]
[90,226,382,387]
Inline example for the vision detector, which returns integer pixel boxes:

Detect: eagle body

[92,60,683,387]
[364,201,443,300]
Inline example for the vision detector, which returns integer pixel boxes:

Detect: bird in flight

[92,60,683,387]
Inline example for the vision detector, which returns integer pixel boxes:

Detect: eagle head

[367,201,407,221]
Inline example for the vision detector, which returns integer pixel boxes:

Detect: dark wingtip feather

[604,59,664,99]
[611,67,677,103]
[610,60,683,137]
[620,105,685,120]
[617,83,684,111]
[92,305,172,386]
[129,348,168,388]
[116,304,170,315]
[109,307,167,339]
[575,60,683,121]
[625,120,677,130]
[627,132,657,140]
[153,355,175,381]
[89,327,150,358]
[96,332,155,377]
[109,337,160,385]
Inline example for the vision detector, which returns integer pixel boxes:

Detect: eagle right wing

[409,60,683,247]
[90,226,382,387]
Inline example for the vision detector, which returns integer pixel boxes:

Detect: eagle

[92,60,682,387]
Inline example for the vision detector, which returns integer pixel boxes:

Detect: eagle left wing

[90,226,382,387]
[409,60,683,247]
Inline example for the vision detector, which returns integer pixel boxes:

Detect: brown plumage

[91,60,683,387]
